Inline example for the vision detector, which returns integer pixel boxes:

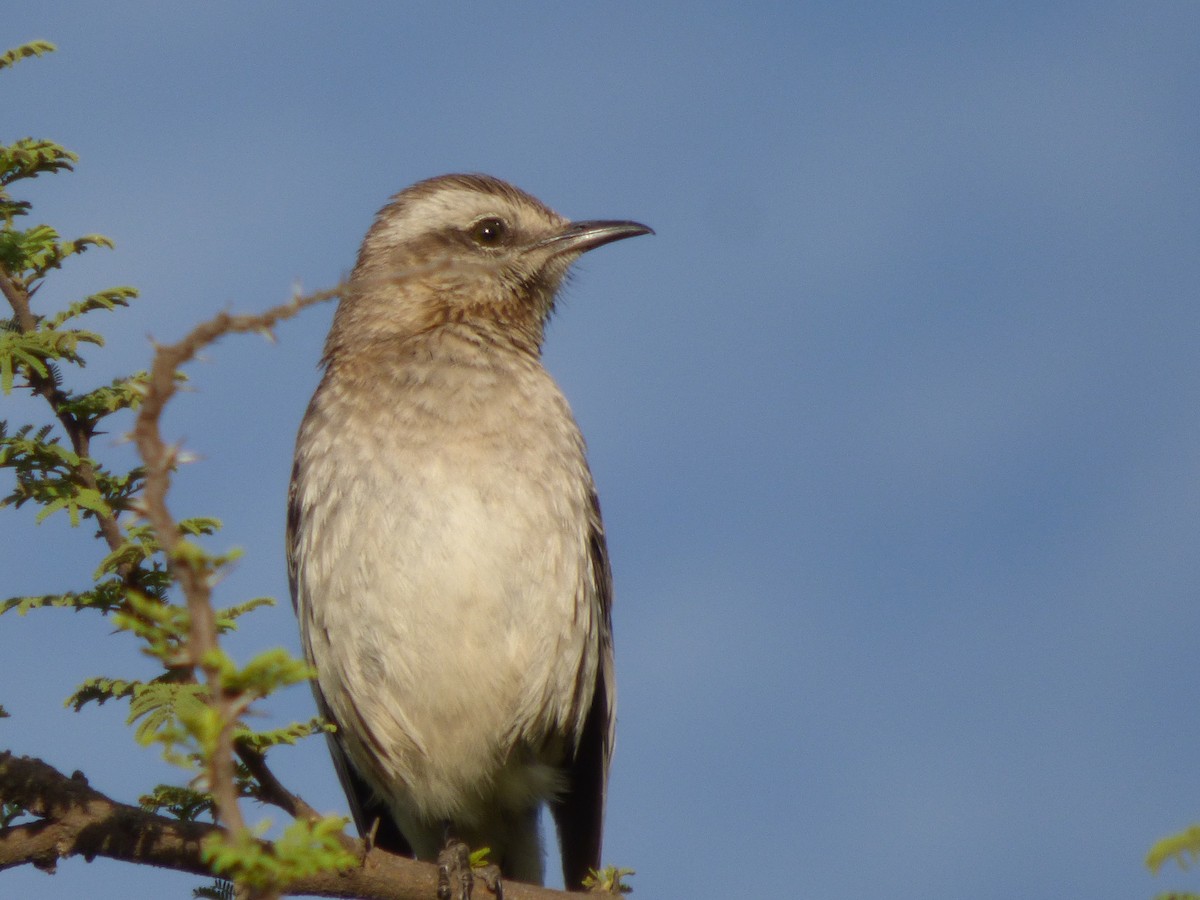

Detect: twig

[1,269,125,553]
[233,741,359,856]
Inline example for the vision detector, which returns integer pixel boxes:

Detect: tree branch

[0,750,214,877]
[0,752,591,900]
[129,287,342,846]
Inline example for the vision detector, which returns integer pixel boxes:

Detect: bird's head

[326,173,651,359]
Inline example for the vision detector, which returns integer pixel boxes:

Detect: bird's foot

[473,856,503,900]
[437,840,471,900]
[436,841,503,900]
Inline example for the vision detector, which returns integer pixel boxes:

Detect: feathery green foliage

[200,816,357,890]
[0,39,350,896]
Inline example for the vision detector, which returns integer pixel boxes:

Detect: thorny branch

[1,273,359,891]
[128,288,341,846]
[0,753,581,900]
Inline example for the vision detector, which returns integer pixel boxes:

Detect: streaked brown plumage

[287,174,650,887]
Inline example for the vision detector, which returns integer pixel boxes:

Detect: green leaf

[128,681,210,760]
[235,717,326,753]
[112,591,191,662]
[0,222,59,272]
[0,330,50,391]
[72,486,113,517]
[204,647,313,698]
[45,286,138,330]
[34,495,70,523]
[95,524,162,576]
[1149,825,1200,874]
[0,419,135,527]
[66,676,139,712]
[179,516,222,536]
[30,483,111,527]
[214,596,274,633]
[1,582,126,616]
[140,783,215,823]
[0,41,57,72]
[0,140,75,183]
[0,326,106,395]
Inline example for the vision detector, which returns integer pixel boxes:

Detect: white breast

[290,339,600,823]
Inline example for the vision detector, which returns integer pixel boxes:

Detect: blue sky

[3,3,1199,898]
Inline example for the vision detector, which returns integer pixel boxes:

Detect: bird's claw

[475,861,503,900]
[437,840,471,900]
[437,841,502,900]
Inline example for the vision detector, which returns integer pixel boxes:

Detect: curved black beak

[538,219,654,256]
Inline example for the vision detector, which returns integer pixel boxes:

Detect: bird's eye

[469,217,507,246]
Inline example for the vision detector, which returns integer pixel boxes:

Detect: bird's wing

[287,463,412,857]
[316,689,413,857]
[551,489,617,890]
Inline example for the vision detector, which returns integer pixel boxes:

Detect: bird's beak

[537,219,654,256]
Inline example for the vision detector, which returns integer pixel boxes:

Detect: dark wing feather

[551,490,617,889]
[315,689,412,856]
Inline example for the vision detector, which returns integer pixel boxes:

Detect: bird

[287,173,651,891]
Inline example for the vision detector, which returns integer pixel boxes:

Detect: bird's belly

[300,454,591,820]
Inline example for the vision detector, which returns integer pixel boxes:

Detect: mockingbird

[287,173,651,890]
